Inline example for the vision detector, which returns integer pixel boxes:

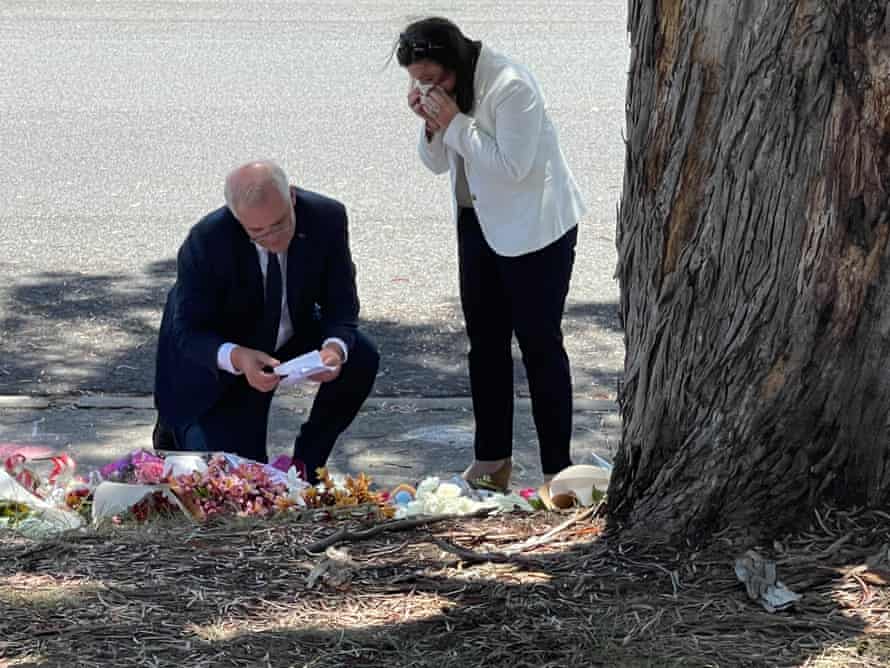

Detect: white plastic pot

[548,464,612,506]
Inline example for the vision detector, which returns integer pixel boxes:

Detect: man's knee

[350,331,380,379]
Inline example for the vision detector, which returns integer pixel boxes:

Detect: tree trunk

[613,0,890,542]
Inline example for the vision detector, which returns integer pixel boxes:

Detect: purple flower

[100,454,134,479]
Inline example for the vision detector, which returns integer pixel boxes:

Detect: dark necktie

[264,251,282,353]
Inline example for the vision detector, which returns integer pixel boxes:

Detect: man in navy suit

[153,160,378,482]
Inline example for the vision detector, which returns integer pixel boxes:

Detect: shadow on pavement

[0,263,622,398]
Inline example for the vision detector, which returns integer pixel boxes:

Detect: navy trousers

[457,208,577,475]
[160,330,378,484]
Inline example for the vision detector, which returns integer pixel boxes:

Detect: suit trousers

[457,207,577,475]
[167,330,379,483]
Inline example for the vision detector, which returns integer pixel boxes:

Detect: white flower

[395,476,535,518]
[330,474,348,493]
[436,483,462,499]
[285,466,308,506]
[416,476,441,498]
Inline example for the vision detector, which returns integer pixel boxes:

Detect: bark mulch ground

[1,505,889,667]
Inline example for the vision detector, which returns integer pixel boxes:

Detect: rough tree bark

[612,0,890,542]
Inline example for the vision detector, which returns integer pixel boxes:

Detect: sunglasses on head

[398,33,444,61]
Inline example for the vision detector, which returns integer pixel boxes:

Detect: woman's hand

[423,88,459,129]
[408,85,442,134]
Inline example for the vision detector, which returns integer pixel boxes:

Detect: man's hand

[308,342,344,383]
[231,346,281,393]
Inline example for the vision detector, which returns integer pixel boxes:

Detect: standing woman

[396,18,586,497]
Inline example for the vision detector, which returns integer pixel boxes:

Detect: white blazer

[417,46,586,257]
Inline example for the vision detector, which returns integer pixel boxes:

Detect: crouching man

[153,160,378,483]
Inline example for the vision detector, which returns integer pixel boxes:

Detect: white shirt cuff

[323,338,348,363]
[217,342,243,375]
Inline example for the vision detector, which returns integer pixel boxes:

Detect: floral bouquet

[64,482,93,521]
[99,450,166,484]
[302,468,395,520]
[393,476,534,518]
[168,455,301,521]
[4,453,76,499]
[121,491,181,524]
[0,501,32,528]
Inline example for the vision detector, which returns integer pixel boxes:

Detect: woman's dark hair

[396,17,480,114]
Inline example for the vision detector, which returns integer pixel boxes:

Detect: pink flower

[134,460,166,484]
[518,487,539,500]
[132,450,164,465]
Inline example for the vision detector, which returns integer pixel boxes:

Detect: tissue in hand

[414,80,435,97]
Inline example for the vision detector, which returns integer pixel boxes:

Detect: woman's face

[406,60,456,93]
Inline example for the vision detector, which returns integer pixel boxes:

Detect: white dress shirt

[216,245,347,375]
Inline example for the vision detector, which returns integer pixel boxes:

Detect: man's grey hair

[224,160,290,220]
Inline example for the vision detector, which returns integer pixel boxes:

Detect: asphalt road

[0,1,628,398]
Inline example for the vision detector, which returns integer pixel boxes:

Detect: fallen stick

[303,508,494,554]
[431,504,603,565]
[777,531,854,566]
[431,536,543,566]
[502,503,601,555]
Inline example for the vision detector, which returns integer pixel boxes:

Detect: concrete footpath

[0,394,620,491]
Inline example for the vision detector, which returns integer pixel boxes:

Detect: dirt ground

[2,505,890,668]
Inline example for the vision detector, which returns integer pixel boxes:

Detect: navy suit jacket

[154,187,359,427]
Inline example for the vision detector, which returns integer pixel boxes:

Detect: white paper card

[273,350,335,387]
